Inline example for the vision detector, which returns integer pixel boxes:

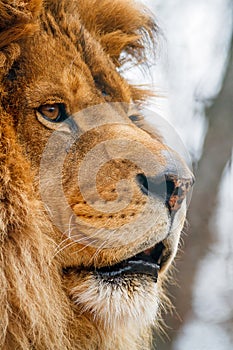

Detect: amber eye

[37,103,68,123]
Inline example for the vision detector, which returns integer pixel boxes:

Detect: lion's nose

[136,172,194,213]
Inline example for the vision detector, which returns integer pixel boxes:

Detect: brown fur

[0,1,193,349]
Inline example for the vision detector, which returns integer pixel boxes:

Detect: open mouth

[62,241,168,282]
[95,241,165,281]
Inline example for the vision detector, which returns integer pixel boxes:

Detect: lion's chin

[64,241,167,330]
[70,272,160,331]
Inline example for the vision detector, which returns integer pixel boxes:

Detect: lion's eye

[37,103,68,123]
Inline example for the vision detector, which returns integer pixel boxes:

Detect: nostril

[136,173,194,213]
[136,174,149,195]
[165,178,175,204]
[136,173,169,200]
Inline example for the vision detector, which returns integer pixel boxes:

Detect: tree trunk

[155,42,233,349]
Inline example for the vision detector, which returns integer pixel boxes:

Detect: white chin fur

[71,274,159,331]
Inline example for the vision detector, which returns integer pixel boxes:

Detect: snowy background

[127,0,233,349]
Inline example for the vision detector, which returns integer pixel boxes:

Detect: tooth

[157,254,163,265]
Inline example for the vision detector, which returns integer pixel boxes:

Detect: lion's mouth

[95,241,165,280]
[63,241,168,282]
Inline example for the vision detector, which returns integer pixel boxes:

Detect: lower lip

[95,259,160,280]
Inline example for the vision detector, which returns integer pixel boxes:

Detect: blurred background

[126,0,233,348]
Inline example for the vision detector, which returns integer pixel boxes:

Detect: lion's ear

[77,0,157,68]
[0,0,42,49]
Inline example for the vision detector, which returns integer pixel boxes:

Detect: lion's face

[2,0,194,335]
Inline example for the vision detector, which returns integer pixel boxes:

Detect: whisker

[52,239,78,260]
[53,226,106,259]
[90,239,108,265]
[90,227,118,263]
[72,239,99,256]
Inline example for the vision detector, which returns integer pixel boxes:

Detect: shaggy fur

[0,1,193,349]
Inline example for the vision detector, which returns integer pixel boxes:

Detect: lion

[0,1,194,349]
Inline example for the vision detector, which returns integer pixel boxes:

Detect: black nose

[136,173,194,213]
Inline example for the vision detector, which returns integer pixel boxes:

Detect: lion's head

[0,1,194,349]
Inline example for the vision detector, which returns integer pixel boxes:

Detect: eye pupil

[38,103,61,121]
[37,103,69,123]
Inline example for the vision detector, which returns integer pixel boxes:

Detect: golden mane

[0,107,71,348]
